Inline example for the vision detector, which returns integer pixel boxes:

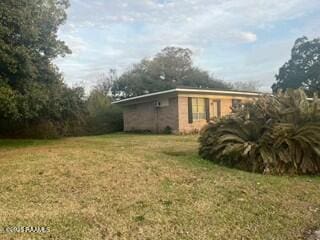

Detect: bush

[199,89,320,175]
[162,126,172,134]
[19,120,60,139]
[85,89,123,135]
[86,105,123,135]
[0,84,87,139]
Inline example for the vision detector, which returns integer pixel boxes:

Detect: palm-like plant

[199,89,320,175]
[260,123,320,174]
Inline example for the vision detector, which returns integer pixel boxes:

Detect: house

[113,87,261,133]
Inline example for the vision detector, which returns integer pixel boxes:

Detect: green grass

[0,134,319,239]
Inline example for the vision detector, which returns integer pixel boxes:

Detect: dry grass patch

[0,134,319,239]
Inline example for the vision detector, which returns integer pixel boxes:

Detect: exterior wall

[221,98,233,116]
[121,91,257,134]
[123,97,179,133]
[123,101,157,132]
[156,97,179,133]
[177,96,207,133]
[177,94,255,133]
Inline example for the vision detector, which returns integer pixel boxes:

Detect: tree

[0,0,71,89]
[0,0,86,138]
[272,36,320,95]
[94,69,118,97]
[86,85,123,135]
[112,47,230,99]
[232,81,260,92]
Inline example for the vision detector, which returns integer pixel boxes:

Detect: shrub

[162,126,172,134]
[199,89,320,175]
[85,90,123,135]
[20,120,60,139]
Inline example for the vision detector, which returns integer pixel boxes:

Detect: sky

[55,0,320,92]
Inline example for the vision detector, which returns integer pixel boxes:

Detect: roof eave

[112,88,263,104]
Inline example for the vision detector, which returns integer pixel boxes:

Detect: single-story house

[113,87,261,133]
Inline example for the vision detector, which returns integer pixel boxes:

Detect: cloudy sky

[55,0,320,92]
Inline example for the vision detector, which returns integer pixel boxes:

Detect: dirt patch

[305,228,320,240]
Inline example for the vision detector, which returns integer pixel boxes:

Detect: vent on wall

[154,99,169,108]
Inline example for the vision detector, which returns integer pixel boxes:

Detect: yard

[0,134,320,240]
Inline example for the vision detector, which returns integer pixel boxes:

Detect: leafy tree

[94,69,118,97]
[232,81,260,92]
[86,87,123,135]
[0,84,19,120]
[272,36,320,95]
[0,0,70,88]
[112,47,230,99]
[0,0,86,138]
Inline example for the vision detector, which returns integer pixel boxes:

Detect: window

[192,98,206,120]
[232,99,242,109]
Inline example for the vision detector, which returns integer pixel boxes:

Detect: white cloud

[56,0,320,91]
[59,34,88,56]
[238,32,257,43]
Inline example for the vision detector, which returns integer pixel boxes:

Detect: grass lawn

[0,134,320,240]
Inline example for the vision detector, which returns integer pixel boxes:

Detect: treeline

[0,0,230,138]
[0,0,123,138]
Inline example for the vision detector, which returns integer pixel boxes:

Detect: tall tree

[0,0,70,89]
[85,74,123,135]
[94,69,118,97]
[272,36,320,95]
[0,0,85,137]
[112,47,230,99]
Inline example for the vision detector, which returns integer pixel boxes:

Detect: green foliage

[0,0,88,138]
[162,126,173,134]
[85,89,123,135]
[272,36,320,95]
[199,89,320,175]
[0,0,71,89]
[112,47,230,99]
[0,84,19,119]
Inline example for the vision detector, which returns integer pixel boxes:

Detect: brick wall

[122,93,255,134]
[177,96,207,133]
[156,97,179,133]
[177,94,253,133]
[123,97,179,133]
[123,101,156,132]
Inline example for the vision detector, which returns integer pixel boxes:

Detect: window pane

[192,104,197,113]
[191,98,207,120]
[232,99,241,108]
[192,113,198,120]
[192,98,198,112]
[198,98,205,113]
[192,98,198,108]
[199,113,206,119]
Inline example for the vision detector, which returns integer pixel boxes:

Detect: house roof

[112,87,263,104]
